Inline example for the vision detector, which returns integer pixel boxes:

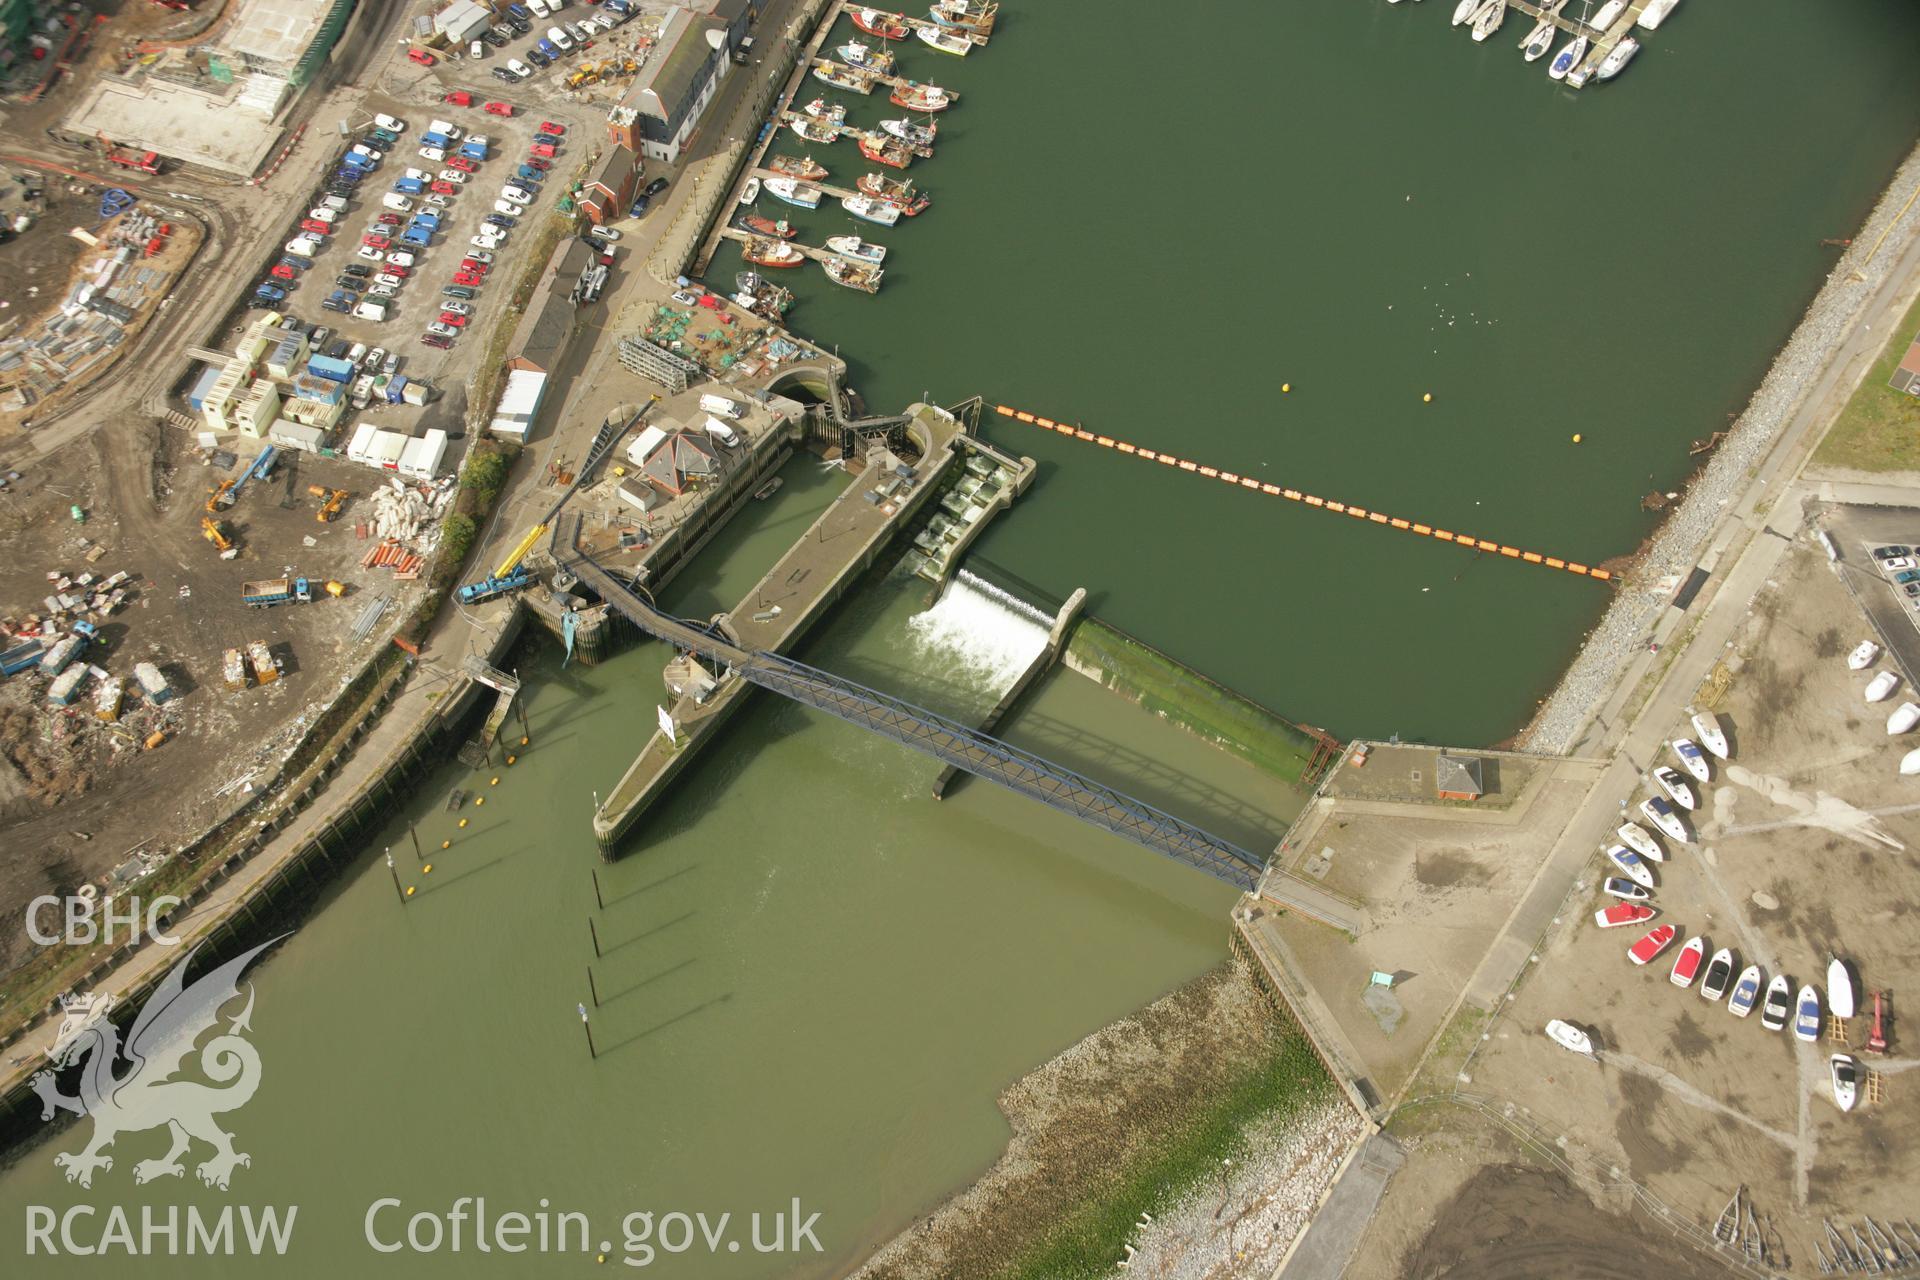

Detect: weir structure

[570,554,1266,890]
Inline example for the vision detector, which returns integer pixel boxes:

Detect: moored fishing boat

[837,40,895,72]
[1595,36,1638,80]
[768,154,829,181]
[813,60,878,94]
[734,271,794,316]
[856,171,931,215]
[821,255,883,293]
[739,176,760,204]
[929,0,996,37]
[801,97,844,123]
[825,233,887,264]
[789,115,843,145]
[916,25,971,55]
[1548,34,1588,80]
[738,213,796,239]
[764,177,823,209]
[890,81,953,113]
[881,117,939,148]
[742,238,804,269]
[858,133,915,169]
[851,7,909,39]
[840,193,902,226]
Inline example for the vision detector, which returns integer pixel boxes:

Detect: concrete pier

[931,587,1086,799]
[591,404,971,854]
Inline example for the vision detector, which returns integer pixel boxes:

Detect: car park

[427,321,460,338]
[407,47,436,66]
[422,333,454,350]
[539,121,565,136]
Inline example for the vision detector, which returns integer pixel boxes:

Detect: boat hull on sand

[1629,925,1677,966]
[1692,711,1729,758]
[1605,845,1655,889]
[1831,1054,1859,1111]
[1849,641,1880,670]
[1618,823,1664,860]
[1546,1020,1594,1055]
[1828,957,1856,1018]
[1728,964,1761,1017]
[1670,936,1706,988]
[1671,738,1711,783]
[1700,947,1735,1002]
[1794,985,1823,1042]
[1594,902,1656,928]
[1760,974,1793,1030]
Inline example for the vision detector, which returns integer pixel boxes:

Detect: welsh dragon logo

[31,937,280,1191]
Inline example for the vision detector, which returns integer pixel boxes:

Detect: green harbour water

[6,0,1920,1274]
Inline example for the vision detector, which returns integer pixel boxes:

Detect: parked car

[587,225,619,243]
[458,258,490,274]
[642,176,668,198]
[484,100,515,116]
[373,114,408,132]
[422,333,454,350]
[322,294,353,313]
[453,271,485,287]
[483,29,510,47]
[448,156,478,173]
[325,337,351,359]
[380,263,410,279]
[431,180,458,195]
[254,283,287,302]
[370,128,400,146]
[530,141,557,158]
[407,47,436,65]
[375,272,407,287]
[270,264,298,280]
[465,249,495,265]
[525,46,551,67]
[469,40,487,58]
[506,58,532,78]
[535,38,560,60]
[350,143,384,163]
[306,207,339,223]
[1885,557,1919,573]
[470,234,502,251]
[279,256,313,272]
[538,120,566,136]
[524,156,551,172]
[368,284,400,300]
[627,194,650,218]
[440,300,472,316]
[444,283,478,300]
[545,27,572,51]
[438,170,468,185]
[419,147,446,163]
[386,251,417,268]
[427,321,460,338]
[356,245,386,262]
[376,212,404,226]
[501,183,536,205]
[486,210,518,227]
[437,311,468,328]
[334,273,365,288]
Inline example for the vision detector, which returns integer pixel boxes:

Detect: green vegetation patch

[1812,289,1920,472]
[1066,618,1323,785]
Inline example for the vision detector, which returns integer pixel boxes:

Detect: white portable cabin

[398,429,449,479]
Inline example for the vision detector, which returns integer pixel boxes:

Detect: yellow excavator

[205,479,235,513]
[201,516,235,552]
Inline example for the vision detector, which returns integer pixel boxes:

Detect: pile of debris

[363,478,452,543]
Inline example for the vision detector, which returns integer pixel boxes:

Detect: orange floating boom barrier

[991,404,1612,582]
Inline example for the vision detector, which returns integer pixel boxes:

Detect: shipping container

[398,428,449,479]
[308,354,356,383]
[133,662,172,704]
[368,431,407,470]
[47,666,87,706]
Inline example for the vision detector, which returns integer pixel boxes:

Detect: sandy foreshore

[1523,141,1920,755]
[848,960,1358,1280]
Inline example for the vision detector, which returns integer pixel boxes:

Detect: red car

[299,218,332,235]
[537,121,565,136]
[437,312,468,328]
[361,233,390,249]
[447,156,478,173]
[270,263,297,280]
[443,90,473,107]
[431,180,457,195]
[377,212,404,226]
[458,258,489,275]
[382,263,410,278]
[408,48,436,66]
[483,101,514,117]
[421,333,453,350]
[523,156,550,172]
[452,271,484,287]
[529,142,556,159]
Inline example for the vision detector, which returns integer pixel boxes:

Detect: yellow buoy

[520,736,529,746]
[506,754,517,765]
[1572,433,1582,443]
[1422,393,1433,403]
[423,863,433,875]
[474,796,485,807]
[490,776,500,786]
[405,886,415,897]
[458,818,469,829]
[441,839,451,850]
[1281,382,1291,393]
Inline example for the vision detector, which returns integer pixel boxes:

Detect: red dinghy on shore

[1628,924,1678,966]
[1669,936,1707,988]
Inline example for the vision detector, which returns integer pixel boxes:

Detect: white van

[699,393,744,420]
[547,26,572,51]
[320,195,350,212]
[526,0,552,16]
[703,415,740,448]
[427,120,463,142]
[381,193,414,213]
[283,237,319,258]
[353,300,388,322]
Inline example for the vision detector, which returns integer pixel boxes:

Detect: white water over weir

[907,570,1053,692]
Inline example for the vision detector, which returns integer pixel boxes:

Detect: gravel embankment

[1524,144,1920,755]
[1110,1097,1366,1280]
